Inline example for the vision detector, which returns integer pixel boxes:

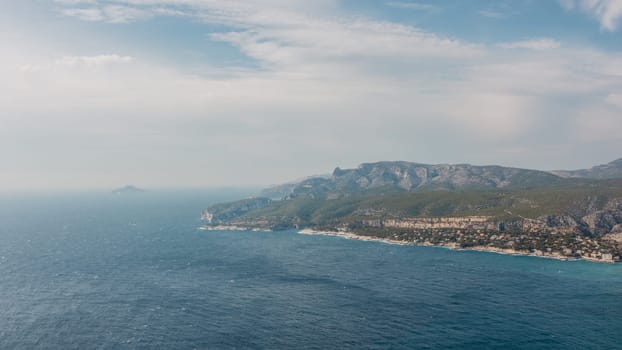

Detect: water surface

[1,191,620,349]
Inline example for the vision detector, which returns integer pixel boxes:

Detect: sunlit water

[1,191,621,349]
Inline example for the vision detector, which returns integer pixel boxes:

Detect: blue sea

[1,191,621,349]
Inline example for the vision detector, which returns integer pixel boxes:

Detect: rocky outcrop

[376,216,494,230]
[581,211,622,236]
[358,216,555,233]
[353,209,622,236]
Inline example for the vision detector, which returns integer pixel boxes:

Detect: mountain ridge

[202,158,622,262]
[552,158,622,179]
[263,160,562,200]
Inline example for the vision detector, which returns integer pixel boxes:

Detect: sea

[1,190,621,349]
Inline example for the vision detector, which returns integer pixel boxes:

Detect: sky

[2,0,622,190]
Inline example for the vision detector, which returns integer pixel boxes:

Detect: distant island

[201,158,622,263]
[112,185,145,195]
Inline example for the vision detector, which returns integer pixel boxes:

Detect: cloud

[61,5,153,23]
[54,0,97,4]
[607,93,622,108]
[208,19,482,73]
[385,2,441,11]
[58,1,477,61]
[55,54,134,67]
[498,38,562,50]
[57,0,338,24]
[477,1,522,19]
[574,106,622,142]
[3,0,622,189]
[479,9,506,18]
[19,64,42,73]
[61,7,106,21]
[61,2,194,23]
[560,0,622,31]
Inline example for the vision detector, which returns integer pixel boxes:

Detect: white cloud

[55,54,134,67]
[101,5,152,23]
[61,8,106,21]
[2,0,622,189]
[54,0,97,4]
[461,50,622,97]
[62,5,153,23]
[58,0,338,24]
[442,93,537,139]
[498,38,562,50]
[385,2,441,11]
[58,1,479,61]
[208,19,482,73]
[560,0,622,31]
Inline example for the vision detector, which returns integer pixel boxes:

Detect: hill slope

[552,158,622,179]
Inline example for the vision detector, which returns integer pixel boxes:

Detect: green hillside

[207,178,622,230]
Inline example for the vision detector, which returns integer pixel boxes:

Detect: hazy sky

[2,0,622,190]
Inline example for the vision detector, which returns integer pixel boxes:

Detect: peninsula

[202,159,622,263]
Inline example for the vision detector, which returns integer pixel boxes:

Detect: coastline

[298,228,412,246]
[199,226,616,263]
[297,228,616,264]
[199,225,272,232]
